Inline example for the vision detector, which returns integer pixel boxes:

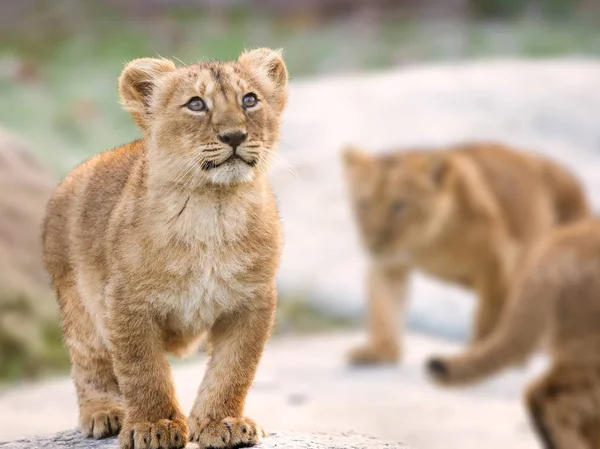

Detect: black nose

[218,131,247,148]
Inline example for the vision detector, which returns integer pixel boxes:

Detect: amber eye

[242,93,258,109]
[186,97,207,112]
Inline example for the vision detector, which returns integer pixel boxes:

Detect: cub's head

[343,146,453,260]
[119,48,288,186]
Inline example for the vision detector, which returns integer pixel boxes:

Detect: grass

[0,289,354,385]
[274,294,360,336]
[0,9,599,176]
[0,323,70,384]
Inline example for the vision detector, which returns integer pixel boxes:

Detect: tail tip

[426,357,450,381]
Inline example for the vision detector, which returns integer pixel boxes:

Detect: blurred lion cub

[428,219,600,449]
[43,48,288,449]
[343,142,589,365]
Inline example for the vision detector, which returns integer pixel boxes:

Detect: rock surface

[0,429,409,449]
[0,332,543,449]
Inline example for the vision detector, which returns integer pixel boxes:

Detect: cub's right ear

[342,145,371,167]
[238,48,288,115]
[119,57,177,131]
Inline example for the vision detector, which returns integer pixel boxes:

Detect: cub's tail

[427,245,555,386]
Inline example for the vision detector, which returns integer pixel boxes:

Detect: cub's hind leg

[59,283,124,439]
[525,365,600,449]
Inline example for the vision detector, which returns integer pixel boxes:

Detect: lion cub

[343,143,589,365]
[428,219,600,449]
[42,48,288,449]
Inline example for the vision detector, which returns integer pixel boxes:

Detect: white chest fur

[147,191,259,333]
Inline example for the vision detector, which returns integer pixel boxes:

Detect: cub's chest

[148,198,259,331]
[162,250,256,329]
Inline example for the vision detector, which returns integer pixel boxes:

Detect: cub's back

[42,141,144,286]
[536,219,600,356]
[457,143,589,243]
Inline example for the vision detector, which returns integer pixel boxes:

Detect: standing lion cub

[428,219,600,449]
[343,143,589,365]
[42,48,288,449]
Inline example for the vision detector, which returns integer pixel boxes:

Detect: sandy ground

[0,332,547,449]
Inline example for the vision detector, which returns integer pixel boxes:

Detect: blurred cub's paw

[347,344,399,366]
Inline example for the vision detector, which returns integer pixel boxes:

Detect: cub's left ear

[238,48,288,114]
[119,57,177,131]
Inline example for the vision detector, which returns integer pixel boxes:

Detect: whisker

[202,160,217,170]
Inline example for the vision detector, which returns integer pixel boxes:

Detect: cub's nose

[218,131,247,148]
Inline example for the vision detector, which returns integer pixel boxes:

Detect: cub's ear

[342,145,372,167]
[238,48,288,114]
[119,57,177,131]
[342,145,375,185]
[428,153,450,186]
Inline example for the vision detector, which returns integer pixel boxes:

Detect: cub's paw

[347,344,399,366]
[189,416,266,448]
[80,404,124,439]
[119,416,188,449]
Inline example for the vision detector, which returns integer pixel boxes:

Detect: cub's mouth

[201,154,257,170]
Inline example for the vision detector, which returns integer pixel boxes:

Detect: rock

[0,127,61,378]
[0,429,410,449]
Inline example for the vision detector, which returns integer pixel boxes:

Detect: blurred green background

[2,0,600,175]
[1,0,600,384]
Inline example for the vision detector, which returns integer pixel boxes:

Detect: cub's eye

[242,93,258,109]
[391,200,407,215]
[185,97,207,112]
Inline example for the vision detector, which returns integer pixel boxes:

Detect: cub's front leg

[188,289,276,449]
[106,287,188,449]
[348,264,408,365]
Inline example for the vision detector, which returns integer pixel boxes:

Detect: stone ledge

[0,429,411,449]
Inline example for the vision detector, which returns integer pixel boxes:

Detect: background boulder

[0,127,64,380]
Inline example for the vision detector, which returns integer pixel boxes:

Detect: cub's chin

[207,158,256,185]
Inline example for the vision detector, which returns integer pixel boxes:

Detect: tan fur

[343,142,590,365]
[42,48,288,449]
[427,219,600,449]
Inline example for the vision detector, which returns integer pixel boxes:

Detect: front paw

[189,416,266,448]
[347,343,399,366]
[80,403,124,439]
[119,415,188,449]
